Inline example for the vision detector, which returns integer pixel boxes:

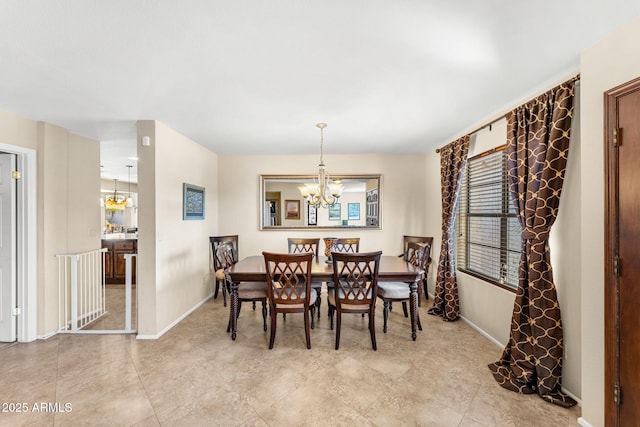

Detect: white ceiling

[1,1,639,183]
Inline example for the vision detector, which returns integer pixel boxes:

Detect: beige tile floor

[1,292,581,426]
[83,284,138,332]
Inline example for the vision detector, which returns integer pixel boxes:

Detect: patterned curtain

[488,79,576,407]
[428,135,469,321]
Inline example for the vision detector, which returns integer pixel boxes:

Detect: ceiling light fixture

[298,123,343,208]
[105,179,126,211]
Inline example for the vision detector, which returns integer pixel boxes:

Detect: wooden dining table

[227,255,425,341]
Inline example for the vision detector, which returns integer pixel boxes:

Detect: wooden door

[605,76,640,426]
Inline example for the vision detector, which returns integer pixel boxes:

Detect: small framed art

[183,183,205,220]
[285,200,301,220]
[308,204,317,226]
[328,203,341,221]
[347,203,360,220]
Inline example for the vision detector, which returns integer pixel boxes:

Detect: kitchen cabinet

[102,239,137,284]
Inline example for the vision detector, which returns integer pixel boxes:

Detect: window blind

[457,148,520,289]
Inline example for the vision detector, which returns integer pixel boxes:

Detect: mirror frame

[259,174,382,231]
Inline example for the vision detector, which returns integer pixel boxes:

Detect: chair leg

[268,307,277,349]
[310,304,316,330]
[226,301,243,332]
[423,278,429,300]
[316,294,321,320]
[214,278,220,299]
[335,309,342,350]
[222,280,228,307]
[329,304,335,330]
[252,301,256,310]
[382,300,390,333]
[304,309,312,349]
[261,301,267,332]
[417,313,423,331]
[402,301,409,318]
[327,295,331,317]
[369,309,377,351]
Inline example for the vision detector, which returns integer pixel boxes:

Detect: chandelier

[104,179,126,211]
[298,123,343,208]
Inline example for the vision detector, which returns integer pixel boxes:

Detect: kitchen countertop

[102,233,138,240]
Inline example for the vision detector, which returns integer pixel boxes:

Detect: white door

[0,153,17,342]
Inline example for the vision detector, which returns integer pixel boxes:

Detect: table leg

[409,279,418,341]
[230,281,239,340]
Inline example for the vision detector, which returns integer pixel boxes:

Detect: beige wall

[217,154,429,257]
[136,120,218,337]
[37,123,101,336]
[580,14,640,427]
[0,110,38,149]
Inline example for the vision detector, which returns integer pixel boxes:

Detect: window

[456,146,520,290]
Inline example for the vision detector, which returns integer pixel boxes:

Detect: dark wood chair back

[331,251,381,307]
[406,241,430,271]
[210,235,239,268]
[402,236,433,301]
[402,236,433,262]
[287,238,320,257]
[209,235,239,305]
[332,237,360,253]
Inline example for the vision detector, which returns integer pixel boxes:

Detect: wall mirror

[259,174,382,230]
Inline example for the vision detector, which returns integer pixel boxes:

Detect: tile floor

[1,292,581,426]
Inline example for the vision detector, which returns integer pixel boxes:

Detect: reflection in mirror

[259,175,382,230]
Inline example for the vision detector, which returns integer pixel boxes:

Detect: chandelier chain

[319,125,324,165]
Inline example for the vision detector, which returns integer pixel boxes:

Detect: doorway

[0,143,36,343]
[605,76,640,426]
[0,152,17,342]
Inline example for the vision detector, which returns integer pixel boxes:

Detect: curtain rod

[435,73,580,154]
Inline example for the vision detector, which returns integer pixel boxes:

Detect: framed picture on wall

[308,204,317,226]
[183,183,205,220]
[285,200,301,220]
[347,203,360,220]
[328,203,341,221]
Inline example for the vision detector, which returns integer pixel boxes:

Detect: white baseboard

[561,387,582,407]
[459,314,505,348]
[136,292,213,340]
[577,417,593,427]
[37,330,58,340]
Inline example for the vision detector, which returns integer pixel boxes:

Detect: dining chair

[328,251,382,350]
[377,241,426,333]
[215,242,267,334]
[326,237,361,317]
[401,236,433,300]
[209,235,239,306]
[287,238,322,319]
[263,252,316,349]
